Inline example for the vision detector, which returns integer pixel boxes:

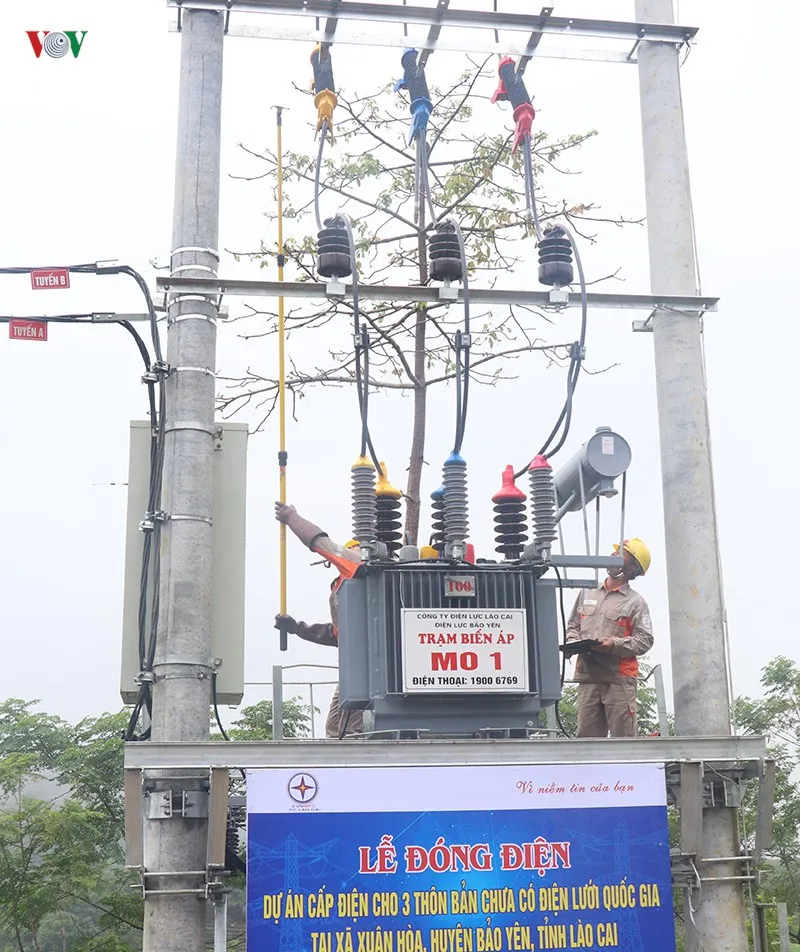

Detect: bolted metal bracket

[548,287,569,305]
[325,279,346,298]
[146,788,209,820]
[139,510,167,533]
[437,283,458,301]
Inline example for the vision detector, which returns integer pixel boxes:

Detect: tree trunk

[404,224,429,546]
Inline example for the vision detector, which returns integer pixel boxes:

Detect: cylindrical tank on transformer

[553,426,632,516]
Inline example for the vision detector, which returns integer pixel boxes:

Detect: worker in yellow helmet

[274,502,364,739]
[564,538,654,738]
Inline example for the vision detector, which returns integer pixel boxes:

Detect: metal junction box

[337,562,562,734]
[119,420,248,706]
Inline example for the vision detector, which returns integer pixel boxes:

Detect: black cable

[212,672,231,741]
[338,709,353,740]
[513,224,588,479]
[342,216,381,471]
[449,218,471,455]
[552,566,574,739]
[0,260,165,743]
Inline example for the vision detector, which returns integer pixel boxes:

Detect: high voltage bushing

[537,225,574,288]
[496,56,531,110]
[317,215,352,279]
[310,44,335,94]
[351,456,377,546]
[443,451,469,558]
[428,221,464,284]
[529,455,557,560]
[492,465,528,561]
[400,48,430,104]
[376,463,403,556]
[430,485,445,554]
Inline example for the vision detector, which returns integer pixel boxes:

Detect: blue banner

[247,764,675,952]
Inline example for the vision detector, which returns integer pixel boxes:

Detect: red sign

[9,319,48,341]
[30,268,70,290]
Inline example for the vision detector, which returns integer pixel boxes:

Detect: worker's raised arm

[565,592,585,644]
[275,501,361,578]
[275,502,329,549]
[607,596,654,658]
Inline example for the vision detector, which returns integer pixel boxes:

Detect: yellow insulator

[351,455,375,471]
[314,89,338,139]
[376,462,402,499]
[420,545,439,560]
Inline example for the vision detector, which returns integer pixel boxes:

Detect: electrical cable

[314,118,329,233]
[449,217,471,454]
[522,137,543,241]
[513,224,588,478]
[0,260,164,742]
[212,672,231,742]
[552,566,574,738]
[338,709,353,740]
[342,215,382,471]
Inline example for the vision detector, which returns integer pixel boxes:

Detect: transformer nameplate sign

[401,608,529,694]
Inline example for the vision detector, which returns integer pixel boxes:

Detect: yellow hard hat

[345,539,360,549]
[613,537,651,576]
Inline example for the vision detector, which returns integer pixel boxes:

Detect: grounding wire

[342,215,382,471]
[314,118,329,233]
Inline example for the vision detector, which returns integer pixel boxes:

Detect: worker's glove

[274,614,299,635]
[275,501,297,524]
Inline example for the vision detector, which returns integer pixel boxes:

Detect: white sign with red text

[401,608,529,694]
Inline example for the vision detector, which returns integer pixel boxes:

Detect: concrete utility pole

[143,9,224,951]
[636,2,747,950]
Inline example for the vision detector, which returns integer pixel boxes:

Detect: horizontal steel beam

[155,276,719,312]
[125,734,767,770]
[170,1,698,45]
[0,308,228,325]
[169,19,642,63]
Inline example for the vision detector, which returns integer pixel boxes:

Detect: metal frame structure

[126,734,767,769]
[139,2,745,951]
[167,0,698,65]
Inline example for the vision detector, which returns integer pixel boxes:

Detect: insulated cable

[0,260,165,742]
[448,217,471,455]
[511,222,588,479]
[342,215,382,471]
[552,566,574,738]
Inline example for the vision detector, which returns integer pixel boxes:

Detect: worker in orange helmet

[565,538,654,738]
[274,502,364,739]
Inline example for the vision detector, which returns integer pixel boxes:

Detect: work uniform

[565,581,654,738]
[298,534,364,739]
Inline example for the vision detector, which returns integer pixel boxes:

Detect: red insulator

[491,465,528,560]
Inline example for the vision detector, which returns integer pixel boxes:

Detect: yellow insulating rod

[274,105,289,650]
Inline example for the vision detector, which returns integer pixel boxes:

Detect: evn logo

[26,31,88,59]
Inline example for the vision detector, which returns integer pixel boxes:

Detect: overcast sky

[1,0,796,735]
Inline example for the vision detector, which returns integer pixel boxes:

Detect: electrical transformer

[337,561,562,735]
